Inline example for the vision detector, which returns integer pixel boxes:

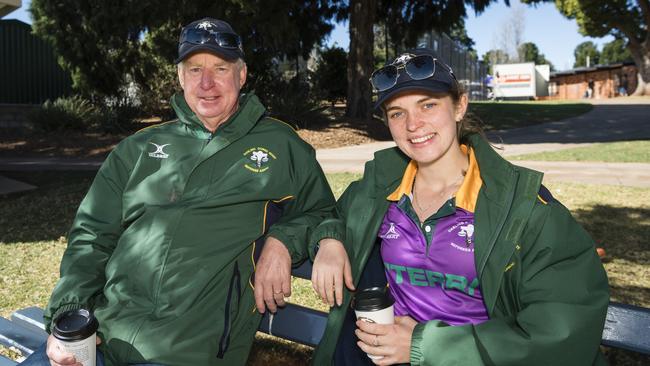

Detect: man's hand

[254,236,292,313]
[355,316,418,365]
[46,333,102,366]
[311,238,355,306]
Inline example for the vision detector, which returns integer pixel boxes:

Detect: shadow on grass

[470,101,593,131]
[248,335,312,365]
[602,346,650,366]
[486,104,650,145]
[572,205,650,265]
[0,170,95,243]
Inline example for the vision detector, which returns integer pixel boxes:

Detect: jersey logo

[380,222,400,239]
[243,147,276,173]
[148,142,170,159]
[448,222,474,251]
[458,224,474,239]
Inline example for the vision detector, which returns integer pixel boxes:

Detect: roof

[551,61,635,78]
[0,0,21,18]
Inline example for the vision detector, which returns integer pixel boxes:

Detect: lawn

[1,171,648,365]
[510,140,650,163]
[468,100,593,131]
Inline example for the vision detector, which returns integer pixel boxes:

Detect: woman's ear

[455,94,469,122]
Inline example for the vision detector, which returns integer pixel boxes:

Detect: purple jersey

[380,146,489,326]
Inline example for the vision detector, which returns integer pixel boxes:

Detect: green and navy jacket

[309,134,609,365]
[44,93,335,366]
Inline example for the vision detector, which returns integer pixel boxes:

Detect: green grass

[469,100,593,131]
[510,140,650,163]
[2,172,649,365]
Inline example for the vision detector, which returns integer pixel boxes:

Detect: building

[547,62,637,100]
[492,62,550,100]
[0,0,20,18]
[0,18,73,105]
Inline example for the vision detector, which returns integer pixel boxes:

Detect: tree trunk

[346,0,375,119]
[629,41,650,96]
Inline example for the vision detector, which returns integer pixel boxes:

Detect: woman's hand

[355,316,418,365]
[311,238,355,306]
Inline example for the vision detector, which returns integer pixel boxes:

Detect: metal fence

[0,19,72,104]
[418,31,488,100]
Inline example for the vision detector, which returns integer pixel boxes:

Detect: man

[20,17,335,366]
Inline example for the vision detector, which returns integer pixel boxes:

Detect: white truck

[491,62,550,99]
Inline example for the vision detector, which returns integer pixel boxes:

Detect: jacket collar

[371,134,518,199]
[385,145,483,213]
[371,147,410,199]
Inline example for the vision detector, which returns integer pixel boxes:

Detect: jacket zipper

[217,261,241,358]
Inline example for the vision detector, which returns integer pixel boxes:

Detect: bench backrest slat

[602,302,650,354]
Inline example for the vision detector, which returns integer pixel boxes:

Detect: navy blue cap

[374,48,458,110]
[176,18,244,63]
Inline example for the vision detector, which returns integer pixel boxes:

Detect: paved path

[2,99,649,194]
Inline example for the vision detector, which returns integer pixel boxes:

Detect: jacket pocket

[217,261,241,358]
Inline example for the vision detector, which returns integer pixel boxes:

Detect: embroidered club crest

[243,147,276,173]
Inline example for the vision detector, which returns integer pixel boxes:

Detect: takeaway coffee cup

[351,287,395,360]
[52,309,99,366]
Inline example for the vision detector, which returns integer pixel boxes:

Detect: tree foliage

[345,0,498,118]
[30,0,342,109]
[482,49,510,74]
[573,41,600,67]
[600,38,633,65]
[518,42,555,70]
[523,0,650,95]
[312,46,348,106]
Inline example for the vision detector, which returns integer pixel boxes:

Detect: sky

[4,0,614,71]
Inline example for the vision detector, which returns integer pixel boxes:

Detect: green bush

[29,96,99,132]
[250,68,322,128]
[95,104,141,134]
[312,46,348,106]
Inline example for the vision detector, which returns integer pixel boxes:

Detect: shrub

[312,46,348,107]
[29,96,99,132]
[248,62,322,128]
[95,104,141,134]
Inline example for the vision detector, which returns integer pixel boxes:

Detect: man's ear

[239,63,247,88]
[177,64,185,89]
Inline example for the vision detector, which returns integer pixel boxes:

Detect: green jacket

[310,134,609,365]
[44,93,335,366]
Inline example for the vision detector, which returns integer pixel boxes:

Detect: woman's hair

[449,82,487,145]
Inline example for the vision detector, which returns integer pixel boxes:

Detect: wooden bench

[2,261,649,364]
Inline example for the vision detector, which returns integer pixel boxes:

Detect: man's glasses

[370,54,452,92]
[180,28,242,50]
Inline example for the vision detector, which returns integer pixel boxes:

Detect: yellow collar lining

[386,145,482,213]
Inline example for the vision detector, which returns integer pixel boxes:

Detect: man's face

[178,52,247,132]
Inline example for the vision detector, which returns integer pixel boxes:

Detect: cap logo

[196,21,214,30]
[392,53,416,66]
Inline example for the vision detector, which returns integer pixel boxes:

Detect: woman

[309,48,609,365]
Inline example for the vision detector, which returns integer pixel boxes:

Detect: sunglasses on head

[180,27,241,50]
[370,54,455,92]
